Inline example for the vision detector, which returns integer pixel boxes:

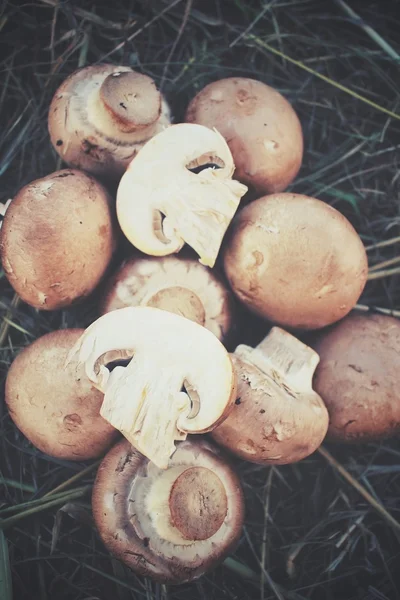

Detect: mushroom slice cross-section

[66,306,236,468]
[116,123,248,268]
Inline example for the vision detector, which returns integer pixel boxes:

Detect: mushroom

[311,313,400,443]
[185,77,303,193]
[66,306,236,468]
[0,169,117,310]
[48,65,171,180]
[5,329,118,460]
[99,254,236,342]
[92,437,244,584]
[116,123,248,268]
[211,327,328,464]
[223,193,368,330]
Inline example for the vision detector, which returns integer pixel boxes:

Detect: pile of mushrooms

[2,65,389,586]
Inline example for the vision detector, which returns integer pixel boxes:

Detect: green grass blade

[0,531,12,600]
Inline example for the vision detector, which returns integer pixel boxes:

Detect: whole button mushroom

[223,193,368,330]
[116,123,248,268]
[0,169,117,310]
[66,306,237,468]
[212,327,328,464]
[48,65,171,180]
[311,313,400,443]
[100,254,236,342]
[5,329,118,460]
[185,77,303,193]
[92,437,244,584]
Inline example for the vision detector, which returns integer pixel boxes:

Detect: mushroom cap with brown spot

[92,437,244,584]
[212,353,328,464]
[0,169,117,310]
[223,193,368,330]
[312,313,400,442]
[5,329,118,460]
[99,255,236,341]
[185,77,303,193]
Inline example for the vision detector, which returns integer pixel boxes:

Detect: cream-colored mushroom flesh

[116,123,248,267]
[100,255,235,341]
[67,306,236,468]
[48,65,171,179]
[92,437,244,584]
[212,327,329,464]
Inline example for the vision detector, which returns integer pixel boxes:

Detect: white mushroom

[66,306,236,468]
[116,123,248,268]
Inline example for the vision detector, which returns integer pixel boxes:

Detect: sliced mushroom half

[116,123,248,267]
[66,306,236,468]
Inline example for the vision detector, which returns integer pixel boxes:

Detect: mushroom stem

[87,71,161,137]
[145,466,228,544]
[144,286,206,325]
[235,327,320,393]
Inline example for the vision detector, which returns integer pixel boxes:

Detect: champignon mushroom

[223,193,368,330]
[211,327,328,464]
[116,123,248,268]
[48,65,171,180]
[5,329,118,460]
[185,77,303,193]
[99,254,236,341]
[92,437,244,584]
[0,169,117,310]
[66,306,236,468]
[311,313,400,443]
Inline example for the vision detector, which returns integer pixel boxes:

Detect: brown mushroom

[48,65,171,180]
[211,327,328,464]
[5,329,118,460]
[185,77,303,193]
[92,437,244,584]
[0,169,117,310]
[223,193,368,330]
[99,254,236,342]
[311,313,400,443]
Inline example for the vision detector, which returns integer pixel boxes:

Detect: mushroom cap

[5,329,118,460]
[212,328,329,464]
[223,193,368,330]
[0,169,117,310]
[67,306,237,468]
[185,77,303,193]
[116,123,247,267]
[48,64,171,179]
[312,313,400,442]
[92,437,244,584]
[99,254,235,341]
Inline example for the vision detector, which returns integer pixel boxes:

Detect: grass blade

[0,531,12,600]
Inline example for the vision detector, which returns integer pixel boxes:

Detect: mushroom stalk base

[145,286,206,325]
[146,466,228,544]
